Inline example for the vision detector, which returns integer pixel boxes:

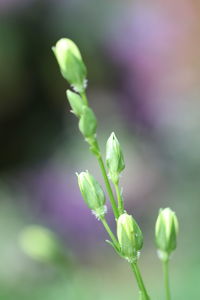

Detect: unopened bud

[155,208,178,261]
[66,90,85,117]
[77,171,106,219]
[52,38,87,93]
[117,213,143,263]
[106,132,125,184]
[79,106,97,137]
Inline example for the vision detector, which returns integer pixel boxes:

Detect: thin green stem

[131,263,150,300]
[80,91,88,105]
[100,216,119,248]
[114,182,124,215]
[163,259,171,300]
[80,92,119,219]
[97,156,119,219]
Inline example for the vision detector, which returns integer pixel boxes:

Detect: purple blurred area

[1,0,200,298]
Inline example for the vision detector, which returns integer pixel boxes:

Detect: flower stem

[100,216,119,248]
[80,92,119,219]
[114,182,124,215]
[131,262,150,300]
[80,91,88,105]
[97,155,119,219]
[163,259,171,300]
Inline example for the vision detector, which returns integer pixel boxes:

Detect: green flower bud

[117,213,143,263]
[106,132,125,184]
[155,208,179,261]
[19,225,64,263]
[77,171,107,219]
[52,38,87,93]
[66,90,85,117]
[78,106,97,137]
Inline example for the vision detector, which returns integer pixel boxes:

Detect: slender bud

[106,132,125,184]
[52,38,87,93]
[117,213,143,263]
[77,171,107,219]
[66,90,85,117]
[155,208,178,261]
[79,106,97,137]
[19,226,64,263]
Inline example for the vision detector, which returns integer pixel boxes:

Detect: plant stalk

[80,92,119,219]
[131,262,150,300]
[163,259,171,300]
[97,156,119,219]
[100,216,119,248]
[80,91,88,105]
[114,182,124,215]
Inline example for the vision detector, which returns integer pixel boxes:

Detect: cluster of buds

[52,38,179,271]
[155,208,179,261]
[53,39,98,155]
[52,38,143,264]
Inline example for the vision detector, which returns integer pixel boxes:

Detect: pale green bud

[19,226,64,263]
[155,208,179,261]
[117,213,143,263]
[77,171,107,219]
[106,132,125,184]
[52,38,87,93]
[78,106,97,137]
[66,90,85,117]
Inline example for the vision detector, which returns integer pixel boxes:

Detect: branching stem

[80,92,119,219]
[97,156,119,219]
[100,216,119,249]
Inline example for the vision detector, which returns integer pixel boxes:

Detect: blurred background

[0,0,200,299]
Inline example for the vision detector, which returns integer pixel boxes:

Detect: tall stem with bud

[52,37,179,300]
[163,259,171,300]
[155,208,178,300]
[52,37,150,299]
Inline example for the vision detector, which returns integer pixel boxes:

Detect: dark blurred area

[0,0,200,299]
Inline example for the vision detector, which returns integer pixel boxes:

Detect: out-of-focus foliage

[19,225,67,263]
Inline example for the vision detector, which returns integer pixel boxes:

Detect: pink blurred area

[105,0,200,173]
